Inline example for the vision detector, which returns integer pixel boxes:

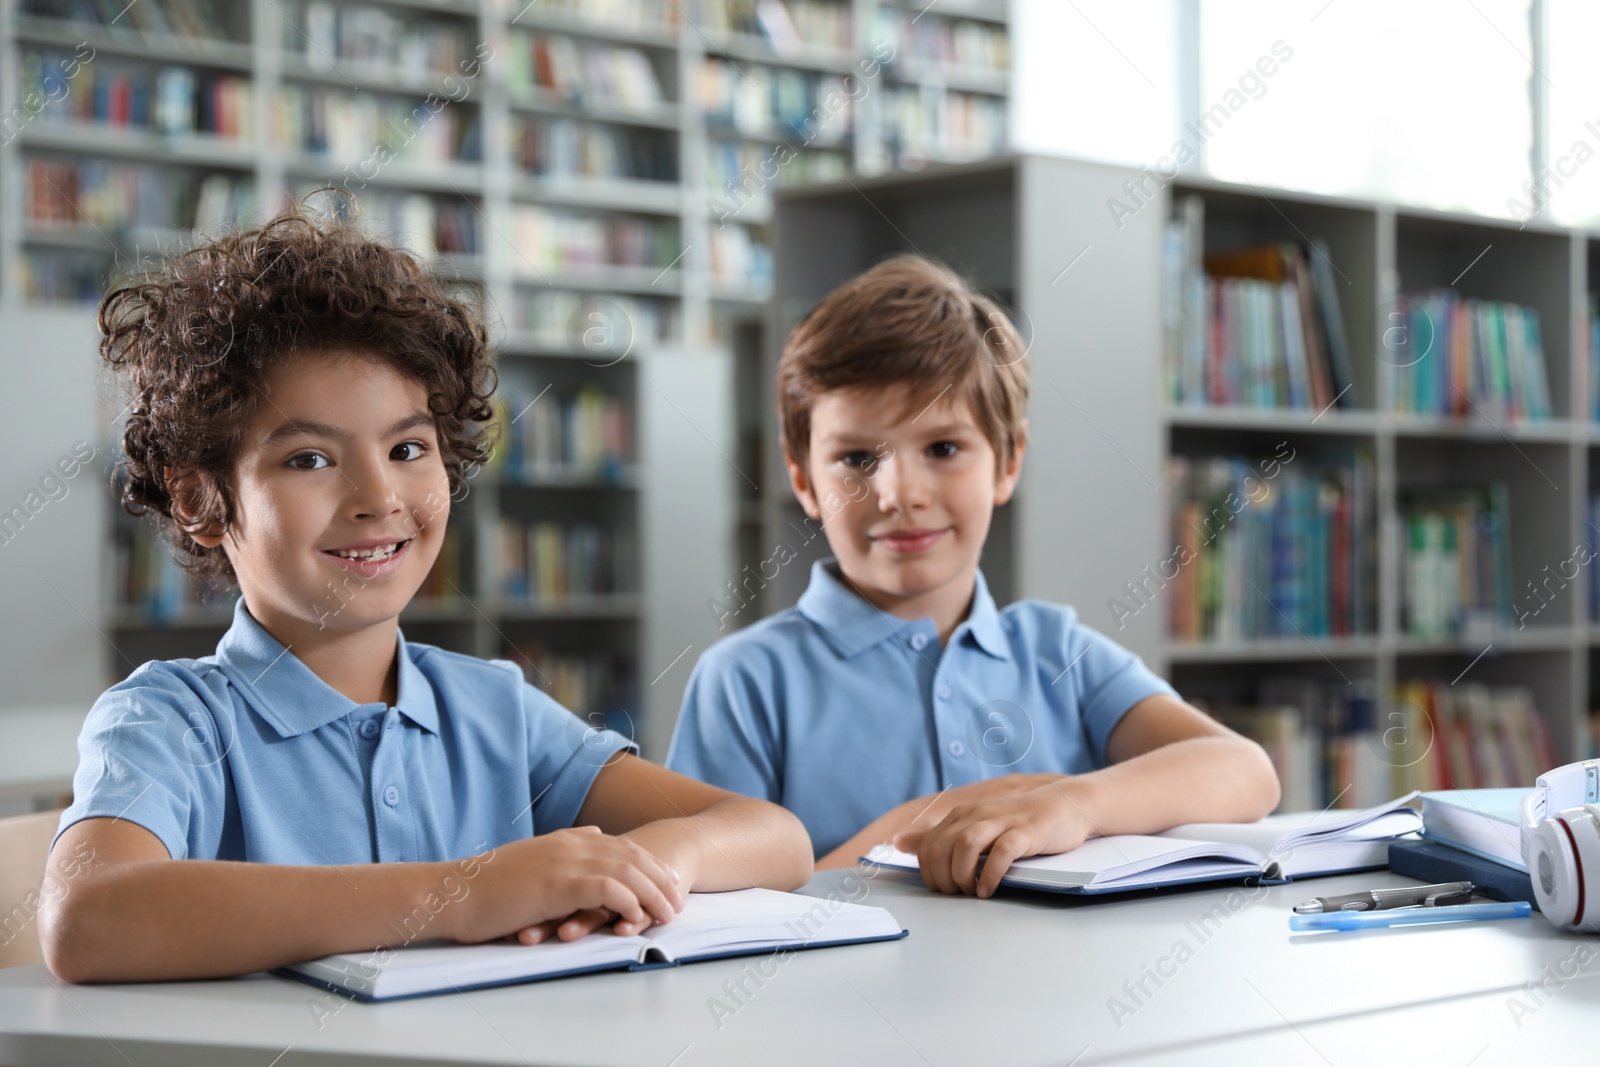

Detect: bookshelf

[0,0,1010,759]
[770,154,1600,808]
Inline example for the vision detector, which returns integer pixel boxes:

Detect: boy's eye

[928,441,959,459]
[288,452,330,471]
[392,440,431,461]
[840,450,876,469]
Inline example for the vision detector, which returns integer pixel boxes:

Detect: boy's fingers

[557,909,613,941]
[977,830,1030,899]
[518,920,560,944]
[917,830,960,895]
[950,824,999,894]
[892,828,926,852]
[609,862,679,927]
[616,838,686,909]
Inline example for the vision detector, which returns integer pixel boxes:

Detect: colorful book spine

[491,385,631,483]
[882,85,1005,164]
[495,519,637,604]
[272,85,480,165]
[1388,290,1550,421]
[1164,449,1373,642]
[512,290,676,350]
[503,639,636,732]
[26,157,254,233]
[509,205,679,273]
[26,0,229,40]
[703,0,854,51]
[506,32,667,112]
[295,1,473,78]
[1399,484,1513,638]
[1203,678,1554,810]
[517,117,677,183]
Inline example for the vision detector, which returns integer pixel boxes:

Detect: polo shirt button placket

[910,632,929,651]
[359,717,380,740]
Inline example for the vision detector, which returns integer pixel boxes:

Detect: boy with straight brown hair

[668,255,1279,896]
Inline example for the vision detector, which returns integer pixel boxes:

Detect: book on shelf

[1205,678,1556,812]
[503,640,635,731]
[516,117,677,183]
[19,253,107,304]
[24,0,230,41]
[865,794,1421,895]
[873,5,1009,72]
[1387,289,1550,421]
[26,158,255,236]
[510,205,679,274]
[293,189,480,258]
[1164,449,1373,642]
[707,223,774,290]
[1397,483,1513,640]
[883,85,1006,164]
[704,138,848,209]
[411,527,462,605]
[701,0,854,52]
[696,60,854,145]
[519,0,681,35]
[494,519,638,604]
[295,1,473,78]
[273,85,481,166]
[1161,220,1357,411]
[22,51,254,141]
[283,887,905,1002]
[510,289,676,351]
[490,384,631,482]
[111,520,235,622]
[1419,787,1527,871]
[1590,294,1600,421]
[506,32,667,112]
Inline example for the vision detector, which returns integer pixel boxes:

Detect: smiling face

[787,385,1023,632]
[186,348,451,642]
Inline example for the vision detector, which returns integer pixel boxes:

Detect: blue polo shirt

[666,560,1178,857]
[57,598,634,864]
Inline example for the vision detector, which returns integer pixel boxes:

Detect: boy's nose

[874,456,931,512]
[348,458,404,522]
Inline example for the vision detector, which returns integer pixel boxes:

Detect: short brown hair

[777,255,1028,470]
[100,201,497,587]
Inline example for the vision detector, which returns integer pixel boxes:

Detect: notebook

[1419,788,1528,872]
[1388,838,1537,910]
[862,792,1421,895]
[282,888,907,1002]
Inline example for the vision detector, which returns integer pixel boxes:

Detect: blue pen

[1290,900,1532,932]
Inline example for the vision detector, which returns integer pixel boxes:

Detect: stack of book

[491,384,631,483]
[515,118,677,183]
[1398,484,1513,639]
[1387,290,1551,421]
[1389,789,1539,907]
[494,520,638,605]
[1204,678,1554,812]
[1161,229,1357,411]
[511,290,676,351]
[1164,450,1374,642]
[503,639,636,731]
[510,205,679,275]
[24,0,229,40]
[273,86,480,165]
[505,33,667,113]
[22,52,254,140]
[292,1,472,77]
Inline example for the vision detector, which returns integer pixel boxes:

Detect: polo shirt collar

[796,559,1010,661]
[216,598,440,737]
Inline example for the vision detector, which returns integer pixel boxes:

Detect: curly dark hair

[100,201,497,587]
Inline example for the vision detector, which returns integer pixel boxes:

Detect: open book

[282,888,906,1001]
[863,792,1421,895]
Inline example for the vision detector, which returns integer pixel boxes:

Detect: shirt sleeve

[1061,614,1180,767]
[512,663,637,833]
[56,662,232,860]
[665,643,782,803]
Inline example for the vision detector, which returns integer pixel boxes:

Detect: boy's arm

[40,816,684,984]
[893,694,1280,897]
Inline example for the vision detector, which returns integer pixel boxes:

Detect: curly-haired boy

[40,206,811,983]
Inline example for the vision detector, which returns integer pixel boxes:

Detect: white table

[0,867,1591,1066]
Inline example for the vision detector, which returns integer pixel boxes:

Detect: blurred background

[0,0,1591,817]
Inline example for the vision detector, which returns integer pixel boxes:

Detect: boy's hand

[891,778,1097,898]
[451,826,684,945]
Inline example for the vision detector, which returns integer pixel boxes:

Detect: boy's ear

[783,447,823,521]
[164,466,227,549]
[994,433,1026,507]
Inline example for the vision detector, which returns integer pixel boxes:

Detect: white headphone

[1521,760,1600,932]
